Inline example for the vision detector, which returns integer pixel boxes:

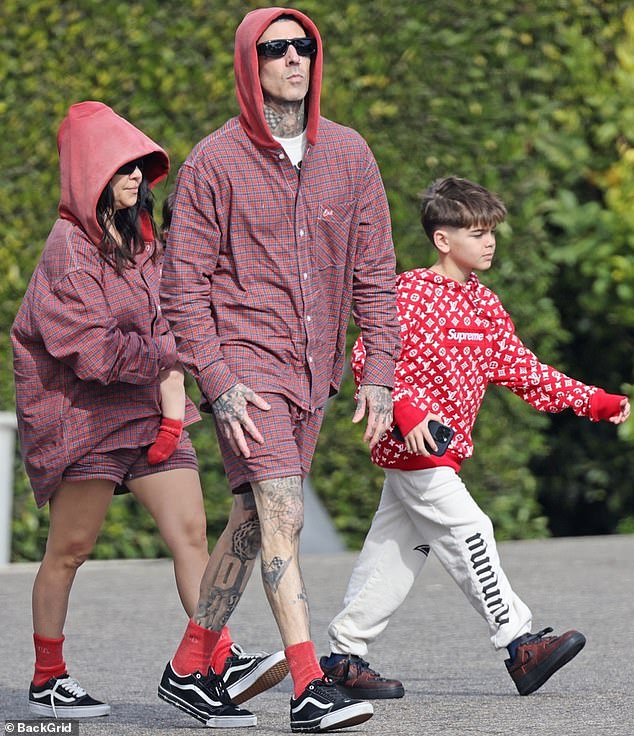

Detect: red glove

[589,390,626,421]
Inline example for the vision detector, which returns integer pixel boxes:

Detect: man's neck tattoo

[264,101,305,138]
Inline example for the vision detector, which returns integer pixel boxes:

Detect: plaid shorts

[62,430,198,493]
[215,392,324,494]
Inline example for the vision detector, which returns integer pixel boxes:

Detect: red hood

[56,101,169,245]
[234,7,323,149]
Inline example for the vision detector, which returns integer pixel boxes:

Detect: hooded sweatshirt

[11,101,198,506]
[352,268,615,472]
[160,7,400,416]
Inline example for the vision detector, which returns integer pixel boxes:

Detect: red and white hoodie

[352,268,619,472]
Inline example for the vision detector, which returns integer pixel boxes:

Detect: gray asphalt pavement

[2,535,633,735]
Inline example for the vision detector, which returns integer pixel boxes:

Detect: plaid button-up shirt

[12,221,199,506]
[161,116,400,414]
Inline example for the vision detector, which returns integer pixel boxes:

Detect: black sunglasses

[256,37,317,59]
[116,158,145,176]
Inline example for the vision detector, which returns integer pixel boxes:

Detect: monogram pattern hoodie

[352,268,616,472]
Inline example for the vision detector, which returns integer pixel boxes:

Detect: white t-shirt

[274,131,306,168]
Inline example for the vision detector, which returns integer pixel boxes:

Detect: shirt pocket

[314,200,354,269]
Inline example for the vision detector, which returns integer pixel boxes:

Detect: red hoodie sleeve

[490,312,599,417]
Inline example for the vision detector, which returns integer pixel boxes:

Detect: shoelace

[229,643,267,661]
[306,677,342,702]
[49,676,86,719]
[199,668,233,704]
[523,627,554,644]
[344,656,387,682]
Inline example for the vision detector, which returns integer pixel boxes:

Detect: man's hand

[212,383,270,458]
[353,384,393,449]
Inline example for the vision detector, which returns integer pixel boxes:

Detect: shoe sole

[158,685,257,727]
[29,702,110,718]
[334,683,405,700]
[227,652,289,704]
[517,632,586,695]
[291,701,373,733]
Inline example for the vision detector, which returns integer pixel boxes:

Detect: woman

[11,102,283,719]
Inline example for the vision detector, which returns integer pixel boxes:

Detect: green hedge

[2,0,633,560]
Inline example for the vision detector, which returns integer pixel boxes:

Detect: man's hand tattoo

[363,384,393,423]
[213,383,256,425]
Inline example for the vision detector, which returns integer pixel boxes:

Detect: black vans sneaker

[29,675,110,718]
[290,677,373,733]
[219,644,288,704]
[158,661,256,727]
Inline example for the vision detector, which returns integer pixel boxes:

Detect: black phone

[390,419,455,456]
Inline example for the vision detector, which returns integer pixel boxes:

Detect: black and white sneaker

[29,675,110,718]
[158,661,257,728]
[290,677,373,732]
[220,644,288,704]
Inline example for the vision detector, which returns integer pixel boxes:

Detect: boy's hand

[212,382,271,458]
[353,384,393,449]
[590,391,631,424]
[403,414,443,455]
[610,397,630,424]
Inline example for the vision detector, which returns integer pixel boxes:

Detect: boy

[321,176,630,699]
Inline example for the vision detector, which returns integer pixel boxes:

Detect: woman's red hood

[234,7,323,149]
[56,101,169,245]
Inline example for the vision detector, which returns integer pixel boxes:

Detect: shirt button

[299,229,305,237]
[303,272,308,280]
[306,315,312,322]
[278,152,285,159]
[308,356,314,363]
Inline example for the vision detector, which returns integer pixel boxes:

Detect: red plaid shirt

[161,116,400,412]
[12,221,199,506]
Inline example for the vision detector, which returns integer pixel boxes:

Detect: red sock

[172,619,220,676]
[147,418,183,465]
[33,633,66,686]
[285,641,323,698]
[210,626,235,674]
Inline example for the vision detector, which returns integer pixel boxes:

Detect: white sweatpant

[328,467,532,655]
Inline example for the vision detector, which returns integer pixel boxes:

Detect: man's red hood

[57,101,169,245]
[234,7,323,149]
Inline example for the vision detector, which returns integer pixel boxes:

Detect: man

[158,7,400,732]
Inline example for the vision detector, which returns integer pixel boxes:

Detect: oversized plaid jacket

[11,102,198,506]
[160,7,401,417]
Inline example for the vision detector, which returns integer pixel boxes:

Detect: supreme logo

[446,328,485,343]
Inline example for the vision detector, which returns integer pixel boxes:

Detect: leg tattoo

[196,513,260,629]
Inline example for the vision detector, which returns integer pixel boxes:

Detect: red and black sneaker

[505,627,586,695]
[319,654,404,699]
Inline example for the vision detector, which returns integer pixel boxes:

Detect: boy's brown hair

[420,176,507,244]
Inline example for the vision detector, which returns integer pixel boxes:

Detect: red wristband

[590,390,625,421]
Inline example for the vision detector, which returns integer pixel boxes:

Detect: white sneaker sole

[29,701,110,718]
[226,650,289,704]
[291,701,374,732]
[158,685,257,728]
